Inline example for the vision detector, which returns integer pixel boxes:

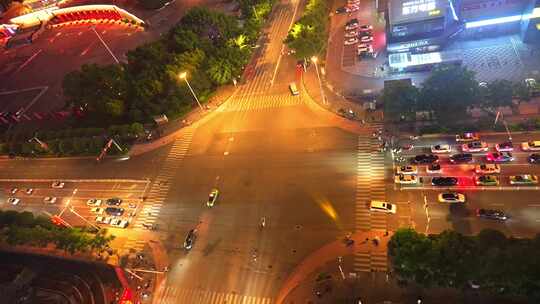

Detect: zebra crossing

[354,124,389,273]
[355,130,387,232]
[122,235,146,253]
[133,129,194,228]
[217,94,303,113]
[160,287,273,304]
[353,252,388,272]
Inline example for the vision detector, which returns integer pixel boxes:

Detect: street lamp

[311,56,327,104]
[179,72,204,110]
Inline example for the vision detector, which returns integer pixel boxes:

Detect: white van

[369,201,397,214]
[289,82,299,96]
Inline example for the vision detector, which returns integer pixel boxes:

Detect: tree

[208,57,234,85]
[513,81,531,101]
[484,79,513,108]
[381,80,419,121]
[420,65,480,124]
[285,0,328,59]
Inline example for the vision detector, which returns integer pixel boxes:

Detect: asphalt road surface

[390,132,540,238]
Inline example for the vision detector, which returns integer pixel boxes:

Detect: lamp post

[311,56,327,104]
[179,72,203,110]
[90,25,119,64]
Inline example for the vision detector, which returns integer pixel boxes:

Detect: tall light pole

[179,72,204,110]
[311,56,327,104]
[90,25,120,64]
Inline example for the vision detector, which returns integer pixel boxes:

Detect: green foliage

[419,65,480,124]
[381,80,419,122]
[62,6,267,127]
[0,210,114,253]
[484,79,513,108]
[285,0,328,59]
[389,228,540,301]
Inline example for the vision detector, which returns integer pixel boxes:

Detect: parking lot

[0,179,150,230]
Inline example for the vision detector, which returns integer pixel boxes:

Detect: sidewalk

[301,64,384,123]
[276,230,390,304]
[129,85,237,156]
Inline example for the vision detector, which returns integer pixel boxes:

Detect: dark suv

[411,154,439,164]
[449,153,473,163]
[432,177,458,186]
[105,207,124,216]
[106,198,123,206]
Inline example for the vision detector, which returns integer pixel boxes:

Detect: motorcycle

[260,217,266,228]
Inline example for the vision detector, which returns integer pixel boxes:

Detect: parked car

[91,207,104,214]
[87,199,102,206]
[431,144,451,153]
[475,175,499,186]
[394,174,418,184]
[426,163,442,174]
[449,153,473,163]
[25,188,34,195]
[495,141,513,152]
[10,188,18,194]
[344,31,358,38]
[474,163,500,174]
[509,174,538,185]
[411,154,439,164]
[106,198,123,206]
[521,140,540,151]
[105,207,124,216]
[359,24,373,31]
[110,218,129,228]
[485,152,514,162]
[455,132,479,142]
[360,35,373,42]
[396,165,418,175]
[344,37,358,45]
[431,177,458,186]
[477,208,508,221]
[461,141,489,153]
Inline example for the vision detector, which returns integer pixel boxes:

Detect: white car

[438,192,466,203]
[345,23,359,31]
[357,46,374,56]
[474,163,500,174]
[430,144,451,153]
[10,188,18,194]
[394,174,418,184]
[521,141,540,151]
[360,35,373,42]
[395,165,418,175]
[348,6,359,12]
[461,141,488,152]
[25,188,34,195]
[359,25,373,31]
[51,181,65,189]
[455,132,480,142]
[344,31,358,38]
[91,207,104,214]
[344,37,358,45]
[110,218,129,228]
[43,197,57,204]
[87,199,102,207]
[370,201,397,214]
[95,216,112,224]
[357,43,372,49]
[7,198,20,205]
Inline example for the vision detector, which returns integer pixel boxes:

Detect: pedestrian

[384,231,389,236]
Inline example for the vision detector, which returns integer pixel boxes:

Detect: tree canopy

[381,80,419,122]
[63,5,271,126]
[389,228,540,301]
[285,0,328,59]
